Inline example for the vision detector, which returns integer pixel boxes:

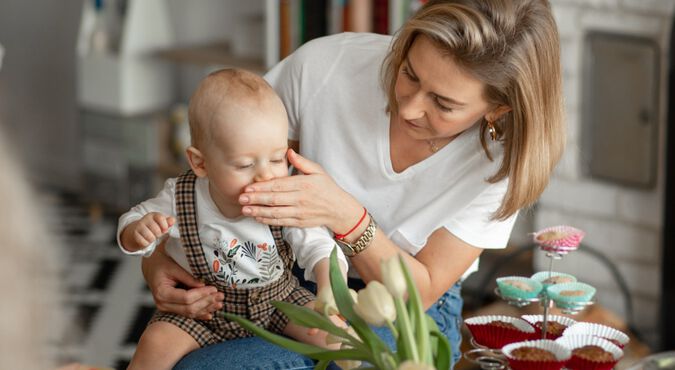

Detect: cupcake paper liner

[563,322,630,348]
[533,225,585,252]
[546,282,596,308]
[531,271,578,288]
[465,315,536,349]
[521,315,578,340]
[556,335,623,370]
[496,276,543,300]
[502,339,571,370]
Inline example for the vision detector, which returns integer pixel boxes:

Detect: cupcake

[531,271,577,288]
[465,315,536,349]
[502,339,571,370]
[521,315,577,339]
[563,322,630,348]
[556,335,623,370]
[574,345,615,362]
[496,276,543,300]
[546,282,596,309]
[532,225,585,254]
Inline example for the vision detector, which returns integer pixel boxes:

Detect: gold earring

[487,120,497,141]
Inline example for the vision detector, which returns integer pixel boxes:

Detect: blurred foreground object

[0,126,63,367]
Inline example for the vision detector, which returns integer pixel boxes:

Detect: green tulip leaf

[222,312,370,362]
[430,330,452,370]
[328,248,393,367]
[271,301,365,350]
[399,255,431,364]
[395,327,408,363]
[328,248,364,325]
[315,359,330,370]
[394,296,418,363]
[426,315,441,355]
[222,312,327,355]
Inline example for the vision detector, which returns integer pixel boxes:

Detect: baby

[117,68,347,370]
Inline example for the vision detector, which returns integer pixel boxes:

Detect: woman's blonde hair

[382,0,565,220]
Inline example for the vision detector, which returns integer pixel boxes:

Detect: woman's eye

[401,66,417,81]
[435,100,453,113]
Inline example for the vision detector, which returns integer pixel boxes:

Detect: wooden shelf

[156,42,266,74]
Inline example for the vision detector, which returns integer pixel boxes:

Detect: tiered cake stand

[464,226,590,369]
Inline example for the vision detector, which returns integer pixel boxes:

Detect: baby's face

[202,103,289,216]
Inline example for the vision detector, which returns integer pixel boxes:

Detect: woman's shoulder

[292,32,391,66]
[299,32,391,52]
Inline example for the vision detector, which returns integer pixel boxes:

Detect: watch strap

[337,213,377,256]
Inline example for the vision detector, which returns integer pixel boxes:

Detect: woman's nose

[399,90,426,120]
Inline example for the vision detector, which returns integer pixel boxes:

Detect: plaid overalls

[149,171,314,347]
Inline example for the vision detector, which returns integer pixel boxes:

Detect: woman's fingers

[244,175,304,193]
[155,286,223,316]
[287,149,325,175]
[254,216,305,228]
[242,202,296,217]
[240,190,298,207]
[155,284,210,305]
[164,256,208,289]
[158,298,216,319]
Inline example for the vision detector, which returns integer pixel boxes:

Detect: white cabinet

[77,0,175,116]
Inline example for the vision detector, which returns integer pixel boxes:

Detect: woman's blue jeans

[174,268,463,370]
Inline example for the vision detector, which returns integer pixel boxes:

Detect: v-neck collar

[380,114,474,179]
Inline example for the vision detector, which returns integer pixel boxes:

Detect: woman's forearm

[349,226,483,309]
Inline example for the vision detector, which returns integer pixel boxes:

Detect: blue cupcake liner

[546,282,596,306]
[496,276,543,300]
[531,271,577,288]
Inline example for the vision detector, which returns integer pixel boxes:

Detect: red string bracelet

[334,207,368,240]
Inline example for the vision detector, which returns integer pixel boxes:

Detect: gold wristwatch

[335,214,377,257]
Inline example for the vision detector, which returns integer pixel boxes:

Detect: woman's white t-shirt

[265,32,518,279]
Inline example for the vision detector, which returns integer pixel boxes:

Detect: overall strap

[175,170,212,280]
[269,225,295,271]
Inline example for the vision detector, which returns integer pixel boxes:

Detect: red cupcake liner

[566,356,615,370]
[502,340,570,370]
[521,315,577,340]
[563,322,630,348]
[465,315,535,349]
[533,225,585,252]
[556,335,623,370]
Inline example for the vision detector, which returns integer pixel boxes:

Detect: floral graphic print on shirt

[203,225,284,288]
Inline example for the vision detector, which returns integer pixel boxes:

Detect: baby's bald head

[188,68,285,150]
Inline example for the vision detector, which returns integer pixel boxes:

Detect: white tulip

[335,358,362,370]
[349,288,358,303]
[381,255,407,298]
[314,287,339,316]
[353,281,396,326]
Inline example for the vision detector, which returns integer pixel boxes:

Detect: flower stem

[386,319,398,339]
[394,296,419,363]
[384,353,398,370]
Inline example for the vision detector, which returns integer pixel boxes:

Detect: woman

[142,0,564,368]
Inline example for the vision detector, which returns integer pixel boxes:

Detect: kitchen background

[0,0,673,368]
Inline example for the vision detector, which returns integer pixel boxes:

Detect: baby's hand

[327,313,348,329]
[133,212,176,248]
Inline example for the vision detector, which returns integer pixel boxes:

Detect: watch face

[336,239,355,256]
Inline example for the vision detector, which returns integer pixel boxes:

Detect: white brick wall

[532,1,673,348]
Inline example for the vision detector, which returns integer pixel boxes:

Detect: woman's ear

[186,146,208,177]
[485,105,512,122]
